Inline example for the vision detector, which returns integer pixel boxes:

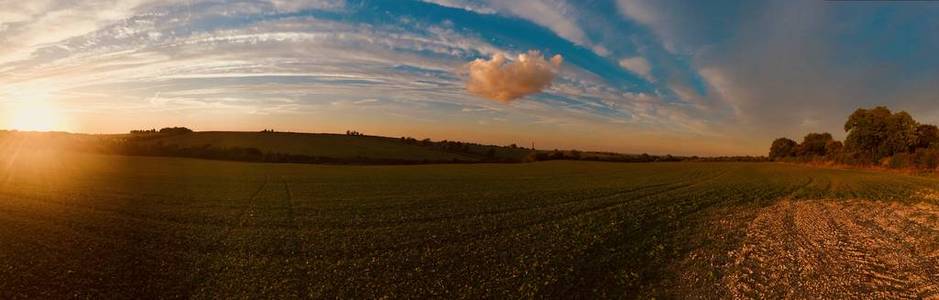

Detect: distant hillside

[1,129,762,164]
[114,130,538,164]
[130,131,476,161]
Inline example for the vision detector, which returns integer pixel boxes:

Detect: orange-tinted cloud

[465,51,563,102]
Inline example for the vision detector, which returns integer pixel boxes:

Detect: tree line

[770,106,939,169]
[130,127,194,135]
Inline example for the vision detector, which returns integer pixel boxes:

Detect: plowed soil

[724,199,939,299]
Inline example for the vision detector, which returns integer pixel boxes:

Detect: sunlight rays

[3,87,68,132]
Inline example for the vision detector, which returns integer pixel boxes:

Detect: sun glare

[6,101,65,132]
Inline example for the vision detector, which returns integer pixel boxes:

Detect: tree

[769,137,798,159]
[844,106,917,162]
[773,105,939,168]
[825,140,843,159]
[799,133,834,157]
[159,127,193,135]
[883,111,918,154]
[130,128,157,134]
[570,149,582,159]
[915,124,939,149]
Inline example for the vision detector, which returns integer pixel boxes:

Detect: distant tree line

[396,136,763,163]
[398,136,524,162]
[685,156,768,162]
[770,106,939,170]
[102,141,474,165]
[130,129,157,134]
[531,150,688,162]
[130,127,193,135]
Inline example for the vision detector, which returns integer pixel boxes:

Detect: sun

[6,101,65,132]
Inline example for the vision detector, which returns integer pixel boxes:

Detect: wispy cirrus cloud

[7,0,932,156]
[618,56,652,81]
[421,0,613,57]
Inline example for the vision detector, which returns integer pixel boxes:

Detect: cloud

[617,0,674,51]
[0,0,773,155]
[420,0,496,14]
[490,1,587,46]
[270,0,345,12]
[618,56,652,81]
[427,0,612,57]
[465,51,563,102]
[616,0,939,148]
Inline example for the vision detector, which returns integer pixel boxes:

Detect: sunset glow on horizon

[6,102,65,132]
[2,0,939,155]
[2,84,69,132]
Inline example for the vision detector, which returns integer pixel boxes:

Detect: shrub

[913,147,939,170]
[888,153,913,169]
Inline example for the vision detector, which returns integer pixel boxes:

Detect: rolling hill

[133,131,480,161]
[0,130,702,164]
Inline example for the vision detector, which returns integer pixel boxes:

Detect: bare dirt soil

[722,199,939,299]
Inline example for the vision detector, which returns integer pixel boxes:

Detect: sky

[1,0,938,156]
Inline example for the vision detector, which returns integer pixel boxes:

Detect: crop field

[1,150,937,298]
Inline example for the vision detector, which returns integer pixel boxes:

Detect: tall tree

[769,137,798,159]
[884,111,918,154]
[915,124,939,149]
[799,132,834,156]
[825,140,844,158]
[844,106,917,161]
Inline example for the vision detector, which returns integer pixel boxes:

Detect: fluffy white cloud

[465,51,563,102]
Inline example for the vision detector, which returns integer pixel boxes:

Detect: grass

[0,150,937,298]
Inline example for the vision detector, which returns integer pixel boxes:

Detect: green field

[1,151,937,298]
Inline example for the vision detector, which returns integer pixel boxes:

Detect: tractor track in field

[183,176,270,297]
[189,177,311,297]
[789,176,816,197]
[280,178,310,298]
[329,181,689,230]
[330,169,732,231]
[538,169,743,295]
[334,169,733,260]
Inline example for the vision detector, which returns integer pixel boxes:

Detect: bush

[913,147,939,170]
[888,153,913,169]
[769,137,798,160]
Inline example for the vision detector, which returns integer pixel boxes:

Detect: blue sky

[1,0,938,155]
